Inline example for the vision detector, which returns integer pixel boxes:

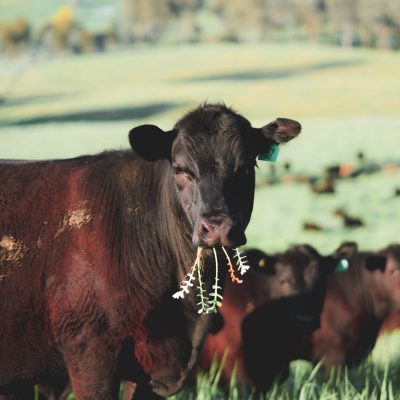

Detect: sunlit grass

[248,169,400,254]
[170,343,400,400]
[1,43,400,125]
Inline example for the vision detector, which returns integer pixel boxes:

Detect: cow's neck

[128,159,197,310]
[91,153,215,317]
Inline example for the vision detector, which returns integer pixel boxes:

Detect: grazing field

[1,42,400,398]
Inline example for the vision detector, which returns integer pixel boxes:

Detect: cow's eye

[173,165,195,182]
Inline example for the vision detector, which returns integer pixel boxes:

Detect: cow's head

[244,243,357,327]
[363,244,400,317]
[129,104,301,249]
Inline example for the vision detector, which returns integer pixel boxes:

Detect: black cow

[241,243,356,390]
[0,103,300,399]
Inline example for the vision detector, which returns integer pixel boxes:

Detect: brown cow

[242,243,400,390]
[311,243,400,370]
[199,244,337,383]
[0,103,301,399]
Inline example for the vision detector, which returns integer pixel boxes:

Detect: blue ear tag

[335,259,349,273]
[258,144,279,162]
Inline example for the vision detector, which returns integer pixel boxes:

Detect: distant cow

[199,244,336,383]
[334,209,365,228]
[0,104,300,399]
[242,243,400,390]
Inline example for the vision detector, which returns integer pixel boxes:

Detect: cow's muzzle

[198,217,246,248]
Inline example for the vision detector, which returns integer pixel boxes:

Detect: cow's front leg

[59,331,121,400]
[65,354,119,400]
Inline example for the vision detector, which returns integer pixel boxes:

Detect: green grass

[1,42,400,398]
[172,357,400,400]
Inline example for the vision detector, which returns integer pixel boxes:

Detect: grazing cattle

[302,222,323,232]
[334,209,365,228]
[199,244,335,383]
[0,103,301,399]
[242,243,400,390]
[309,177,335,194]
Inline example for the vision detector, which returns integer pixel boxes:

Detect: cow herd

[200,242,400,391]
[0,103,396,399]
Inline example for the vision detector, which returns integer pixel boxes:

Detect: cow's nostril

[202,223,210,233]
[202,222,218,234]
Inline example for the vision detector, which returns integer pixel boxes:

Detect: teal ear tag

[335,259,349,273]
[258,144,279,162]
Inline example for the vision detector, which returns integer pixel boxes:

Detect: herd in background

[199,241,400,392]
[260,151,400,232]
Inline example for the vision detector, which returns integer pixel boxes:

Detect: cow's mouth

[172,246,250,314]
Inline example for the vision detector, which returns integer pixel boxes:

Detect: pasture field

[1,42,400,398]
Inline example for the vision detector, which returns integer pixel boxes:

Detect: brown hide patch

[55,204,93,237]
[0,235,25,262]
[0,235,26,281]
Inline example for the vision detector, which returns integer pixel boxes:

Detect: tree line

[1,0,400,54]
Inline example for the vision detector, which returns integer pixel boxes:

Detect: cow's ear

[365,255,388,272]
[245,249,277,275]
[129,124,177,161]
[324,242,358,273]
[332,242,358,261]
[251,118,301,158]
[260,118,302,145]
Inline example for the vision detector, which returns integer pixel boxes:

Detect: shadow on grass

[0,93,73,108]
[2,102,182,126]
[177,59,366,82]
